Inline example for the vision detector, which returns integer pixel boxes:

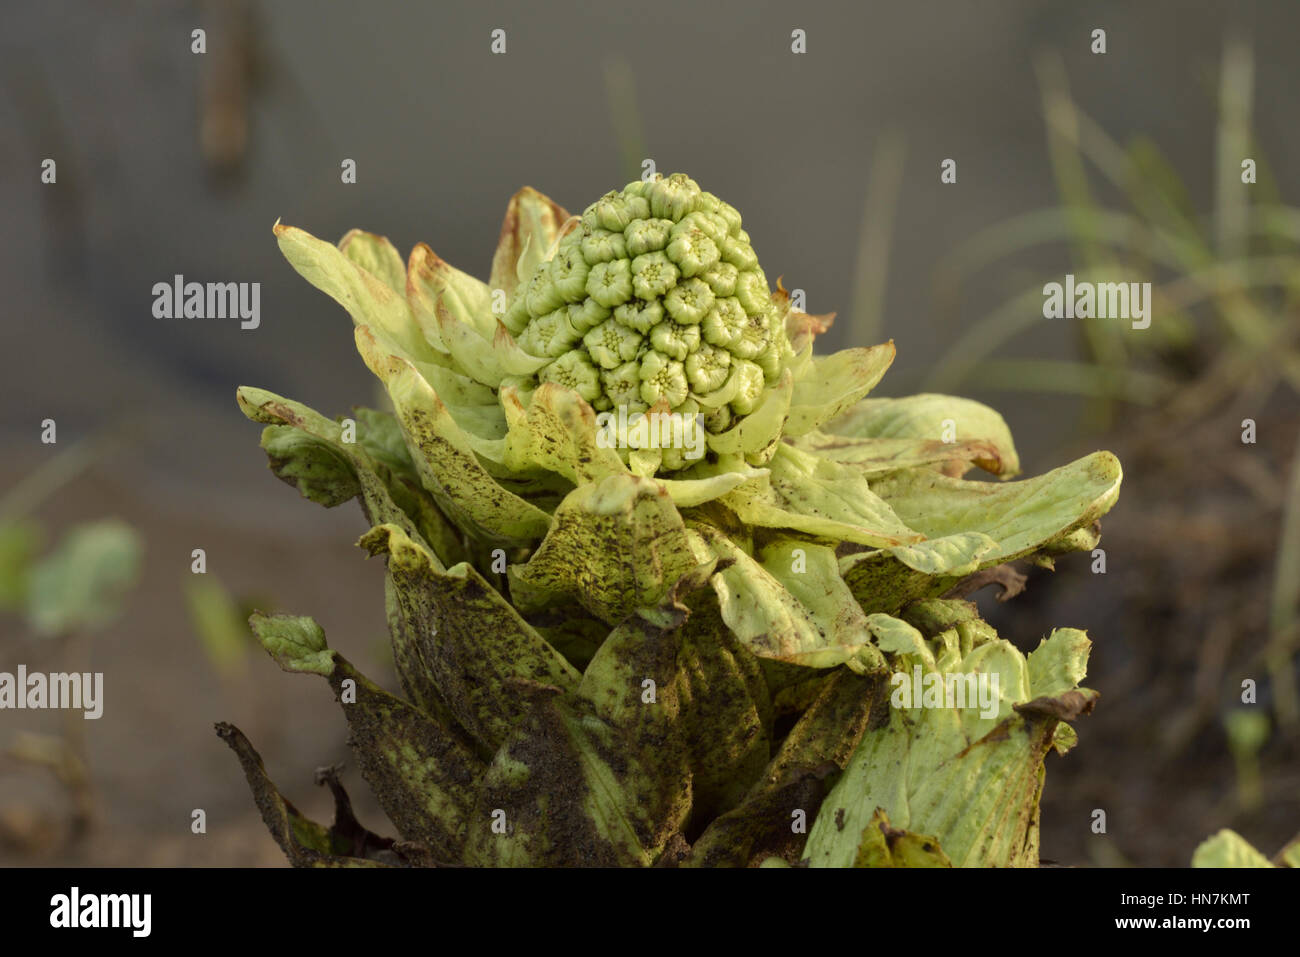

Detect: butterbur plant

[221,173,1123,867]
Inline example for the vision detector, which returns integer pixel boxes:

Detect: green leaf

[509,473,712,624]
[499,382,764,508]
[406,240,497,347]
[805,624,1097,867]
[328,654,484,857]
[361,523,579,752]
[237,386,468,569]
[688,669,886,867]
[897,598,981,637]
[878,532,1000,576]
[354,329,553,547]
[788,432,1013,480]
[465,571,769,865]
[489,187,573,303]
[433,294,513,386]
[838,549,965,617]
[501,382,628,483]
[27,519,142,637]
[338,228,407,295]
[1280,839,1300,869]
[706,369,793,461]
[261,425,360,507]
[851,809,952,867]
[216,723,399,867]
[351,407,418,477]
[242,391,474,713]
[723,444,922,548]
[275,222,437,366]
[578,604,771,830]
[870,450,1122,566]
[658,466,769,508]
[1191,830,1276,868]
[785,343,896,436]
[249,612,333,675]
[464,693,681,867]
[704,530,886,672]
[864,612,930,660]
[245,611,486,858]
[674,603,773,818]
[1026,627,1091,700]
[828,393,1021,478]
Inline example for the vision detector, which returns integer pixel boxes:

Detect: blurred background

[1,0,1297,866]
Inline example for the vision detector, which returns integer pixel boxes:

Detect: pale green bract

[1191,830,1282,868]
[223,175,1133,867]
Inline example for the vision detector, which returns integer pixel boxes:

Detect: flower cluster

[224,175,1123,868]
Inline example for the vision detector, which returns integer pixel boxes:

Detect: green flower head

[506,174,790,467]
[230,172,1126,870]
